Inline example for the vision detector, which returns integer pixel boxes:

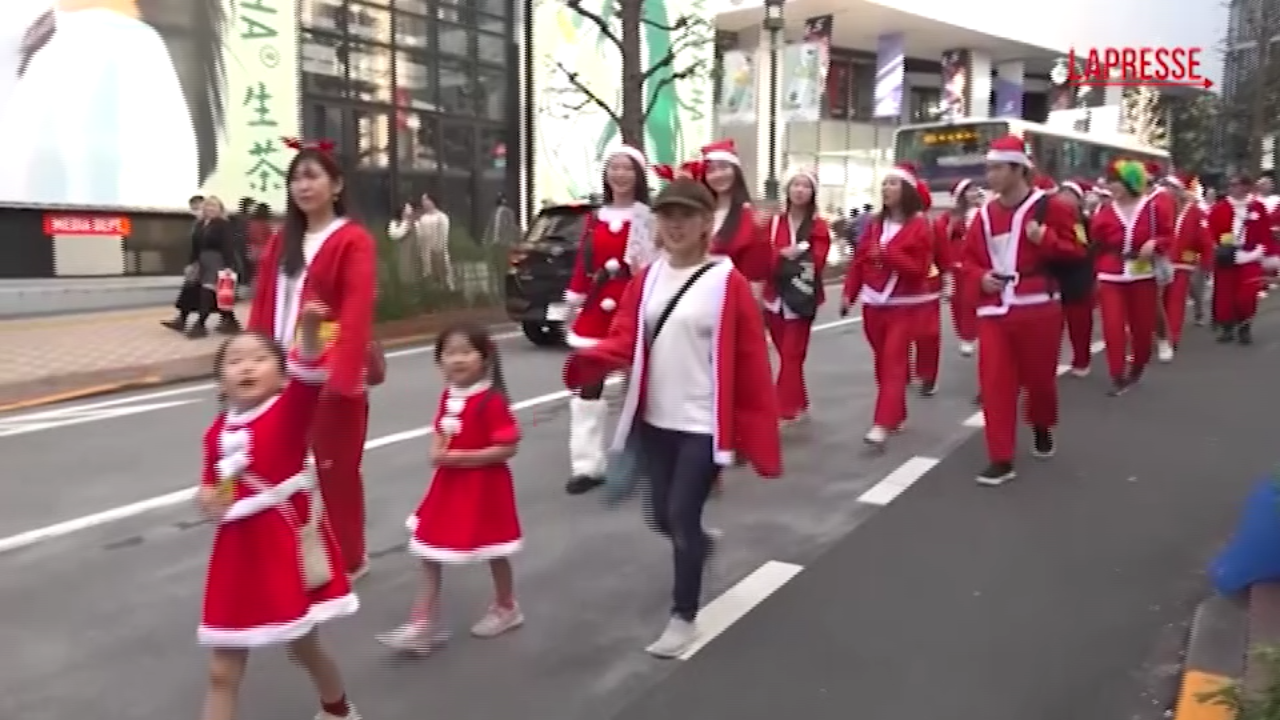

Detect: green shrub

[1200,645,1280,719]
[373,227,506,322]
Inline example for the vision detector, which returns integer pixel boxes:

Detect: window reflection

[438,58,472,114]
[301,33,346,96]
[477,15,504,35]
[300,0,342,31]
[441,123,475,174]
[394,11,429,49]
[353,108,390,168]
[304,102,347,154]
[397,53,437,110]
[347,44,394,102]
[478,0,507,16]
[439,22,470,56]
[476,68,505,120]
[479,126,506,180]
[347,3,392,45]
[400,112,439,171]
[478,33,505,65]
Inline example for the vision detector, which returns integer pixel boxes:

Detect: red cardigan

[563,258,782,478]
[762,213,831,307]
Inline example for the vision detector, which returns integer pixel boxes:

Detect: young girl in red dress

[378,324,524,653]
[197,301,360,720]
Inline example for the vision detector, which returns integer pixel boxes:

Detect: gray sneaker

[470,603,524,638]
[645,616,697,658]
[376,622,449,654]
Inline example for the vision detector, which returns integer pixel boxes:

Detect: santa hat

[1032,174,1057,192]
[951,178,974,199]
[1059,178,1091,198]
[785,166,819,191]
[986,135,1032,166]
[605,144,647,168]
[885,162,931,211]
[701,139,740,166]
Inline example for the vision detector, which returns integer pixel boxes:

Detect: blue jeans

[638,423,720,622]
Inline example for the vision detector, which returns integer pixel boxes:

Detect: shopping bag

[215,270,237,311]
[1209,477,1280,595]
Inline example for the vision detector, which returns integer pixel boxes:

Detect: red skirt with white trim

[407,464,523,563]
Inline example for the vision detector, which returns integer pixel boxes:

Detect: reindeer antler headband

[653,159,708,183]
[282,136,336,154]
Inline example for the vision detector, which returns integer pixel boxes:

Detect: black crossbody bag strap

[646,262,715,346]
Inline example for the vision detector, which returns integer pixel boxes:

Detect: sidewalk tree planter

[1201,645,1280,719]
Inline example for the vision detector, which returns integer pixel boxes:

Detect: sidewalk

[0,301,510,411]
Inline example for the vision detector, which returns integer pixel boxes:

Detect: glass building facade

[298,0,519,241]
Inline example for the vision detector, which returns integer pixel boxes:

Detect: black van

[503,203,596,346]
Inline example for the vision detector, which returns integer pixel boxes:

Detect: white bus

[893,118,1169,207]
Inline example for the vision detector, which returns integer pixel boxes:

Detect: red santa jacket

[563,206,652,347]
[1170,202,1213,271]
[1089,191,1174,282]
[842,214,935,306]
[248,219,377,397]
[762,213,831,307]
[1207,197,1273,265]
[712,202,772,283]
[563,257,782,478]
[961,190,1085,317]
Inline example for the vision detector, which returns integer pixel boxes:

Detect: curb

[1172,593,1247,719]
[0,320,516,414]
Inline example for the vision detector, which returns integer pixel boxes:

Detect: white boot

[1156,339,1174,363]
[567,398,608,493]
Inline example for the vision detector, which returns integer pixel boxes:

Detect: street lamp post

[763,0,785,202]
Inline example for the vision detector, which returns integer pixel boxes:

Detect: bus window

[894,121,1009,194]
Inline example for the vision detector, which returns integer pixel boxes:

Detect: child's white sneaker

[471,603,524,638]
[376,622,448,654]
[314,705,361,720]
[645,616,697,658]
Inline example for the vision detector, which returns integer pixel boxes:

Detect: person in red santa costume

[697,139,772,297]
[960,135,1084,486]
[1090,158,1173,396]
[910,183,949,397]
[248,138,380,580]
[1047,177,1098,377]
[1207,173,1276,344]
[840,161,936,446]
[761,166,831,423]
[562,173,780,659]
[1159,171,1213,352]
[933,178,982,357]
[561,145,654,495]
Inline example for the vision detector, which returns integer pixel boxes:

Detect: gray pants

[1190,268,1207,321]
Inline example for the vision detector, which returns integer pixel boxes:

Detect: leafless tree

[552,0,713,152]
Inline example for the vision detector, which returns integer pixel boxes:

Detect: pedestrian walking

[163,195,240,338]
[1048,178,1098,377]
[1160,172,1213,353]
[564,174,780,658]
[961,135,1084,486]
[934,179,982,357]
[840,162,936,447]
[379,324,524,653]
[196,304,360,720]
[248,137,381,581]
[699,139,772,298]
[1207,173,1274,345]
[762,167,830,423]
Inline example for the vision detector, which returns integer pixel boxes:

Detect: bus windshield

[894,121,1010,195]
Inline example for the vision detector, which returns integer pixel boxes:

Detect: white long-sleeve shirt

[415,211,450,250]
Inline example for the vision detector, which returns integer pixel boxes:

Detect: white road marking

[0,316,865,554]
[0,399,202,438]
[679,560,804,660]
[962,340,1107,428]
[857,456,940,506]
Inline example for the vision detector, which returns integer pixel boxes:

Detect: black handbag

[1216,243,1238,268]
[771,217,819,319]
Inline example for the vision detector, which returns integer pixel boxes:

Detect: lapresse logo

[1056,47,1213,89]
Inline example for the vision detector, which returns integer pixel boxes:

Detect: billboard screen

[0,0,298,212]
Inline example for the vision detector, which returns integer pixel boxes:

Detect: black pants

[637,422,719,622]
[579,379,605,401]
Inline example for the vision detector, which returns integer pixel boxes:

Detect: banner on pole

[873,33,905,119]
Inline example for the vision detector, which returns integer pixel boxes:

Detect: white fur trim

[218,428,250,458]
[604,257,621,273]
[221,467,315,522]
[599,297,617,312]
[795,240,811,252]
[786,168,819,190]
[1237,246,1266,264]
[705,150,740,165]
[286,358,327,385]
[884,167,918,187]
[1264,255,1280,272]
[438,415,461,436]
[197,593,359,647]
[272,217,349,348]
[986,149,1031,166]
[404,516,522,562]
[1164,176,1185,190]
[566,330,601,348]
[952,179,973,198]
[1060,181,1085,198]
[607,145,646,168]
[564,290,587,306]
[214,452,250,483]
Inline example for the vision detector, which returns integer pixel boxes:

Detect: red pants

[1212,264,1261,325]
[863,304,920,429]
[977,302,1063,464]
[765,312,814,419]
[1061,290,1095,371]
[911,299,942,384]
[951,275,979,342]
[1097,280,1158,383]
[1161,269,1193,347]
[311,391,370,573]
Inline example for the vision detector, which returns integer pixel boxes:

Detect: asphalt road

[0,294,1256,720]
